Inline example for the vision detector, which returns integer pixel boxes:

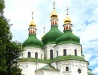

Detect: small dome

[64,15,71,24]
[42,25,63,45]
[22,34,43,48]
[29,19,36,28]
[50,9,58,18]
[56,30,80,45]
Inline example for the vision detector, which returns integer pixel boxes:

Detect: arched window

[50,50,53,59]
[35,52,38,58]
[63,49,66,56]
[75,49,77,56]
[66,67,69,71]
[28,52,31,58]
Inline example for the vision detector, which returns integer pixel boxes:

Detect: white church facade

[18,3,95,75]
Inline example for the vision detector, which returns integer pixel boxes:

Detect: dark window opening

[28,52,31,58]
[35,52,38,58]
[66,67,69,71]
[50,50,53,59]
[63,49,66,56]
[78,69,81,74]
[75,49,77,56]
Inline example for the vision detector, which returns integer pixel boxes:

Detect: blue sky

[4,0,98,74]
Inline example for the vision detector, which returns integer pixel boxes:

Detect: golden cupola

[50,9,58,18]
[50,2,58,18]
[29,19,36,28]
[64,7,71,24]
[64,15,71,24]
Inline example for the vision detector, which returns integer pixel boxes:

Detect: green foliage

[6,42,22,75]
[7,65,22,75]
[0,0,5,14]
[0,0,22,75]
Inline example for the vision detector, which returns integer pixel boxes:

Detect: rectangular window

[66,67,69,71]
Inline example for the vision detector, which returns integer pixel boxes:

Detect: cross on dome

[29,11,36,28]
[66,7,69,15]
[53,1,55,9]
[32,11,34,19]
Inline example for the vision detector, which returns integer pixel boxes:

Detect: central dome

[22,34,43,48]
[42,25,63,45]
[56,30,80,45]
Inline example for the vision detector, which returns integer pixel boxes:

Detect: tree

[6,42,22,75]
[0,0,5,15]
[0,0,22,75]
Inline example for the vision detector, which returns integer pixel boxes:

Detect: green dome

[56,30,80,45]
[42,25,63,45]
[22,34,43,48]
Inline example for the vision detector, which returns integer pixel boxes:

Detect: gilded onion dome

[22,13,43,48]
[50,9,58,18]
[64,15,71,24]
[50,2,58,18]
[56,12,80,45]
[42,2,63,45]
[29,19,36,28]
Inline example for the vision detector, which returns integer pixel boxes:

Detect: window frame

[66,67,69,71]
[35,52,38,58]
[28,52,31,58]
[50,50,53,59]
[63,49,66,56]
[75,49,77,56]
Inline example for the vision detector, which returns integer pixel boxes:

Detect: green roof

[88,72,95,75]
[18,55,87,64]
[53,55,86,62]
[56,30,80,45]
[37,65,59,71]
[42,25,63,45]
[22,34,43,48]
[18,58,52,64]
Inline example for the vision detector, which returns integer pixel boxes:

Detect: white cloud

[84,54,92,61]
[90,57,98,66]
[92,67,98,75]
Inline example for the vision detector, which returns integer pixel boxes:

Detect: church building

[18,3,95,75]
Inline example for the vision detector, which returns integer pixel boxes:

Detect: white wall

[36,70,59,75]
[18,61,47,75]
[18,61,37,75]
[57,60,88,75]
[18,43,88,75]
[20,47,44,59]
[44,44,56,59]
[54,43,82,57]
